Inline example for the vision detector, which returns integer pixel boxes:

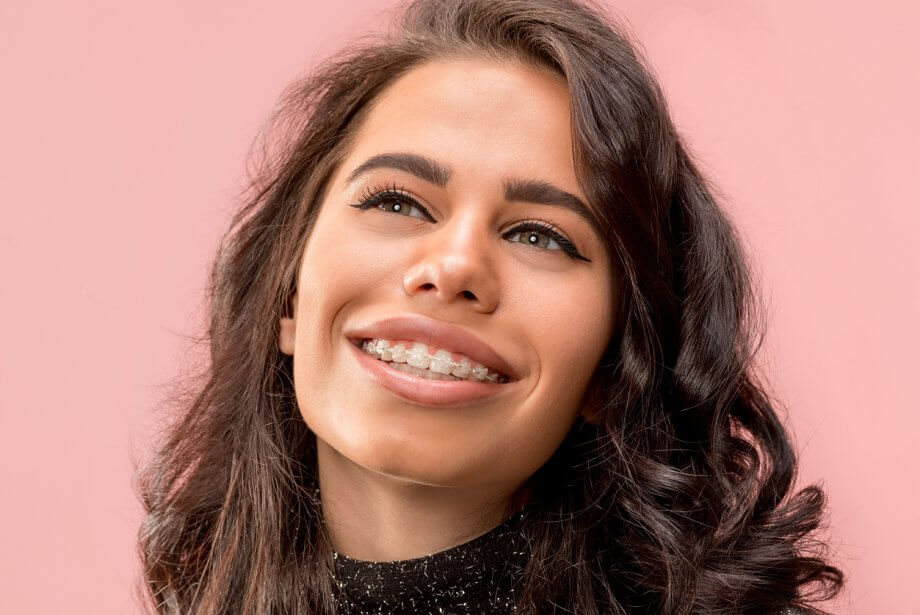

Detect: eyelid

[508,217,571,240]
[506,219,587,259]
[357,181,436,219]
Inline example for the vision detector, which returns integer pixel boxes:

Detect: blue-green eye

[503,219,590,262]
[504,221,582,257]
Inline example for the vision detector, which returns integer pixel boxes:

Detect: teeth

[379,341,393,362]
[430,349,454,375]
[406,343,431,369]
[450,355,471,379]
[390,342,407,363]
[389,361,461,380]
[359,339,508,383]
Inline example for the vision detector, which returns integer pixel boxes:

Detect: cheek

[485,271,612,470]
[301,213,407,301]
[513,271,613,423]
[298,213,403,317]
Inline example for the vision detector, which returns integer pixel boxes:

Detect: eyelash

[349,182,590,262]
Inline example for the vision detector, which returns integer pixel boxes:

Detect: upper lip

[345,315,522,381]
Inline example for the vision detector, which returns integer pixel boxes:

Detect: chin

[349,441,477,487]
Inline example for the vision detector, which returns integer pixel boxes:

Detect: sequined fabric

[330,508,531,614]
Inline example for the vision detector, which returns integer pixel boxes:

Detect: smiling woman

[136,1,843,613]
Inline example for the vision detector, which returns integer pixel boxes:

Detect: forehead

[346,58,579,193]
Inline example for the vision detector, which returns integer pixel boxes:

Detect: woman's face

[280,58,616,494]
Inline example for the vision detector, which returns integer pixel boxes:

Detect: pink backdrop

[1,1,915,613]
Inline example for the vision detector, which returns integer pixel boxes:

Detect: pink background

[1,1,916,613]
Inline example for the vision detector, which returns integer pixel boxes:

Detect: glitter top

[330,508,532,614]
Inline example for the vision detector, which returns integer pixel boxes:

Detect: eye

[505,223,565,251]
[503,220,589,262]
[349,183,433,221]
[349,184,591,262]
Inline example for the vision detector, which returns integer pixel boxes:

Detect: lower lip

[347,339,514,407]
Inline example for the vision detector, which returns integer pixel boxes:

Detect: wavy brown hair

[135,0,844,612]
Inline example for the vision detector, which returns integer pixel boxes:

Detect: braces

[360,339,510,384]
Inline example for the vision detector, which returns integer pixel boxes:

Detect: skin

[279,57,616,562]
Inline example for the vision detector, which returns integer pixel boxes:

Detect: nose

[402,213,499,313]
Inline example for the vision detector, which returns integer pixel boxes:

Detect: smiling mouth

[351,337,512,384]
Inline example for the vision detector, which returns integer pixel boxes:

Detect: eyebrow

[344,152,603,241]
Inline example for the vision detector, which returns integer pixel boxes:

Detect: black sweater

[330,508,531,614]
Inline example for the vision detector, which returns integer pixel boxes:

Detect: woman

[136,0,844,612]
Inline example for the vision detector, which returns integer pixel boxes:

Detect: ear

[279,293,298,356]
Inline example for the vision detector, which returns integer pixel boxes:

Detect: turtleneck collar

[330,507,532,614]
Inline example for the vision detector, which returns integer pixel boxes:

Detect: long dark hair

[136,0,844,612]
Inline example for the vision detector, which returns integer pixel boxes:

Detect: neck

[316,438,533,561]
